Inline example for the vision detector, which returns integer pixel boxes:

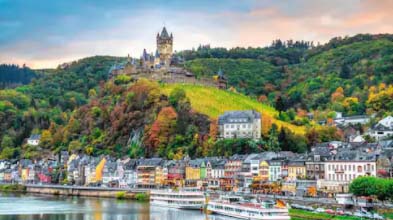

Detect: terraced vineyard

[162,84,305,135]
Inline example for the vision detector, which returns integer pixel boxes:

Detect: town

[2,0,393,219]
[1,112,392,198]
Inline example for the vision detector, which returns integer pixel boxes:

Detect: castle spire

[160,26,169,38]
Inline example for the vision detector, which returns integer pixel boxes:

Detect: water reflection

[0,194,216,220]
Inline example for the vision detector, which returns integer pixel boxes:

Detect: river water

[0,193,239,220]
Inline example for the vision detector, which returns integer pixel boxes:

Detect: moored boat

[150,188,205,210]
[207,195,290,220]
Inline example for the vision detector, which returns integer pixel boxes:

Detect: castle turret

[156,26,173,68]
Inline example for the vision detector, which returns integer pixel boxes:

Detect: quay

[24,184,149,198]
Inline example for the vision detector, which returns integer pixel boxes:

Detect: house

[136,158,163,188]
[288,160,306,181]
[102,159,119,187]
[306,150,329,180]
[333,112,370,126]
[4,169,12,183]
[218,110,261,140]
[221,155,247,191]
[27,134,41,146]
[319,150,377,194]
[38,169,52,184]
[154,166,165,186]
[0,169,4,182]
[185,159,203,186]
[208,159,226,189]
[268,160,282,182]
[259,161,269,181]
[122,159,138,188]
[367,116,393,141]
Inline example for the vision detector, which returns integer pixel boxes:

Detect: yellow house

[185,166,200,180]
[95,157,106,182]
[281,181,296,196]
[259,161,269,181]
[21,169,29,182]
[155,167,165,185]
[288,161,306,180]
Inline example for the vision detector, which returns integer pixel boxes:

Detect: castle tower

[156,27,173,68]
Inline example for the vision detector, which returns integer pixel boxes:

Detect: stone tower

[156,27,173,67]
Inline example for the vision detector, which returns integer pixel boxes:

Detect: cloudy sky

[0,0,392,69]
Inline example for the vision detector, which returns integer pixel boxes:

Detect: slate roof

[159,27,170,39]
[137,158,163,166]
[28,134,41,140]
[219,110,261,124]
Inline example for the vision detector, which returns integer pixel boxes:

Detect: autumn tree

[40,130,52,149]
[331,87,345,102]
[145,107,178,157]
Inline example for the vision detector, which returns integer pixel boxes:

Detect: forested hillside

[0,64,38,89]
[1,34,392,160]
[0,56,118,159]
[183,34,393,119]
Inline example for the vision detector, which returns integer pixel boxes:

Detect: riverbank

[0,184,26,193]
[290,209,393,220]
[23,184,149,201]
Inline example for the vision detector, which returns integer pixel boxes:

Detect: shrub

[135,192,149,201]
[116,191,126,200]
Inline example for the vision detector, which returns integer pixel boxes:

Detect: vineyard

[162,84,306,135]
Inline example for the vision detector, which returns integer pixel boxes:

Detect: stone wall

[25,185,148,199]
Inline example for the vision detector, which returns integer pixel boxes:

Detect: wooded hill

[1,33,392,159]
[182,34,393,121]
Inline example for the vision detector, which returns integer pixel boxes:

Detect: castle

[107,27,226,90]
[141,27,173,70]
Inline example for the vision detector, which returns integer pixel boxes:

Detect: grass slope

[162,84,305,135]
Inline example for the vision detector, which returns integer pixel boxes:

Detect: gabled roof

[28,134,41,140]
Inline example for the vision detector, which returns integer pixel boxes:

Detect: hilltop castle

[141,27,173,70]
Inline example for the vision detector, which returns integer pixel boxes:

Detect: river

[0,193,241,220]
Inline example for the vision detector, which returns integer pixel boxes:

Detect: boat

[207,195,290,220]
[150,188,205,210]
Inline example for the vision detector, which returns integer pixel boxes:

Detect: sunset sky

[1,0,392,69]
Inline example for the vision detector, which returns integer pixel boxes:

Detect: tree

[0,147,15,159]
[145,107,178,157]
[169,87,187,108]
[340,64,351,79]
[275,96,286,112]
[40,130,52,149]
[1,135,14,149]
[267,124,280,152]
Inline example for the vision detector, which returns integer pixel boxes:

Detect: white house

[319,160,376,193]
[268,160,282,182]
[334,112,370,126]
[27,134,41,146]
[377,116,393,128]
[218,110,261,140]
[367,116,393,141]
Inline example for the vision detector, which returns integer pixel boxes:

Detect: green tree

[267,124,280,152]
[1,135,14,149]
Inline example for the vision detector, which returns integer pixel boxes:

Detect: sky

[0,0,392,69]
